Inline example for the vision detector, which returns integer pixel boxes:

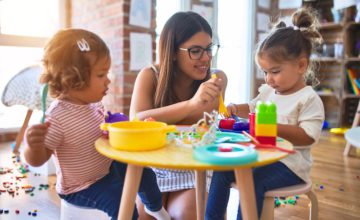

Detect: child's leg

[236,162,304,220]
[59,161,137,220]
[137,167,170,220]
[205,170,235,220]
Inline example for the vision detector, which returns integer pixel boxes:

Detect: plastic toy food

[105,111,129,123]
[219,118,235,130]
[233,121,249,131]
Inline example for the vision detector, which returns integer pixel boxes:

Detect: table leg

[195,170,206,220]
[234,168,258,220]
[118,165,143,220]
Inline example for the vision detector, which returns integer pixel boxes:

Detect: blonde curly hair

[40,28,110,98]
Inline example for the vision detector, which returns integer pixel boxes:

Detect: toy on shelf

[255,101,277,146]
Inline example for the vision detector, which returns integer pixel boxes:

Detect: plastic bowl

[101,121,176,151]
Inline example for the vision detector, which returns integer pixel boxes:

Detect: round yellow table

[95,137,293,220]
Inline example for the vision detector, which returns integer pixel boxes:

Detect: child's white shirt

[249,84,324,182]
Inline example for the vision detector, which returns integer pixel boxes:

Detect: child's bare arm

[277,124,314,146]
[227,103,251,118]
[24,123,53,167]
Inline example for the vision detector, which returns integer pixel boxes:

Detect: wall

[69,0,216,115]
[70,0,157,114]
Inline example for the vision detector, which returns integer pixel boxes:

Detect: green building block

[256,101,277,124]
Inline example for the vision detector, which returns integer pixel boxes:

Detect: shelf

[316,91,338,97]
[343,94,360,99]
[345,57,360,63]
[319,22,343,30]
[312,57,342,62]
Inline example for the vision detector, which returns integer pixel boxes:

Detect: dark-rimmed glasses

[178,44,220,60]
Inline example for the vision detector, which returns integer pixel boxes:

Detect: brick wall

[71,0,156,115]
[70,0,213,115]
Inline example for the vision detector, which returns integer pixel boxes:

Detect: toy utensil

[242,130,260,145]
[242,131,295,154]
[211,74,229,118]
[41,84,48,124]
[231,114,241,122]
[214,136,232,144]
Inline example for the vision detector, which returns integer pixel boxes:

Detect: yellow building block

[255,124,277,137]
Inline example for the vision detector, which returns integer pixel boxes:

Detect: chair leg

[344,101,360,156]
[306,190,318,220]
[13,109,33,154]
[260,197,274,220]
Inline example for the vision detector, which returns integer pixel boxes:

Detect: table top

[345,127,360,148]
[95,137,293,171]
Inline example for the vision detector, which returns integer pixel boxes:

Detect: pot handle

[162,125,177,133]
[100,123,109,131]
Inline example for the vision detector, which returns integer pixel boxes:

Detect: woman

[130,11,227,220]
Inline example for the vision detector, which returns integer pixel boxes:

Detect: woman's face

[176,31,213,81]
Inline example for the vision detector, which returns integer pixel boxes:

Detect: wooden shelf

[312,57,342,62]
[319,22,343,30]
[343,94,360,99]
[345,57,360,63]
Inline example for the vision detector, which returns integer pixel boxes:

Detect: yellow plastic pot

[100,121,176,151]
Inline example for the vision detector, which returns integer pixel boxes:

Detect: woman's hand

[189,77,221,108]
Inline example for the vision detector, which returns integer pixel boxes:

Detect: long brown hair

[155,11,213,108]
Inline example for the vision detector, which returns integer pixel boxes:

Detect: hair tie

[293,26,308,32]
[77,38,90,52]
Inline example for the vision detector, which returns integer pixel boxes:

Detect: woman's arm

[130,68,224,124]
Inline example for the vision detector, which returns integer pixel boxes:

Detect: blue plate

[215,131,250,143]
[193,143,258,165]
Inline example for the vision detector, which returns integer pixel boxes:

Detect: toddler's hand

[226,103,238,116]
[26,122,50,150]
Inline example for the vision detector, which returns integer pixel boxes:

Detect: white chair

[1,64,51,154]
[344,100,360,156]
[60,199,111,220]
[261,182,318,220]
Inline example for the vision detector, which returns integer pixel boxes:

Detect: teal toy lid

[215,131,250,143]
[193,143,258,165]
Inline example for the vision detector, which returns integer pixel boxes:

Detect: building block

[255,101,277,145]
[255,124,277,137]
[256,136,276,146]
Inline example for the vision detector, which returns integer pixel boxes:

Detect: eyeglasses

[178,44,220,60]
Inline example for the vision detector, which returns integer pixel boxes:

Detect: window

[155,1,254,105]
[217,0,254,104]
[0,0,60,132]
